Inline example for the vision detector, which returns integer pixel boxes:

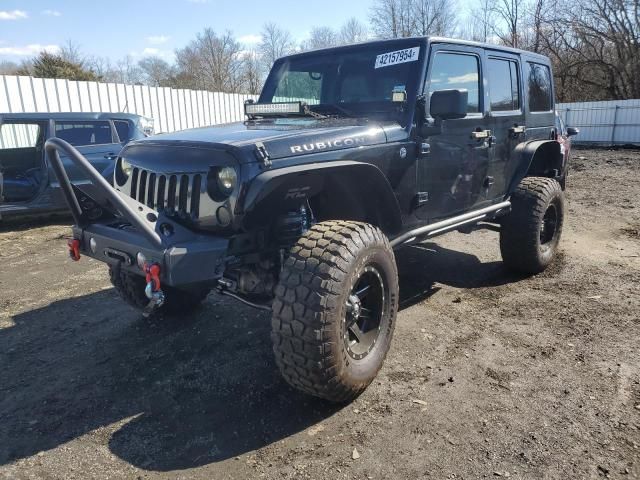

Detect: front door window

[427,52,481,114]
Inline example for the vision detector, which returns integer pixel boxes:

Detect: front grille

[130,167,202,218]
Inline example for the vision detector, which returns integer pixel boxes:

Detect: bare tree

[491,0,521,47]
[108,55,145,85]
[239,50,263,94]
[259,22,296,71]
[174,29,246,92]
[59,40,84,65]
[138,57,175,87]
[461,0,497,42]
[551,0,640,100]
[85,56,115,80]
[413,0,457,36]
[173,44,201,89]
[527,0,546,53]
[340,17,369,44]
[0,61,20,75]
[369,0,416,38]
[302,26,339,51]
[369,0,458,38]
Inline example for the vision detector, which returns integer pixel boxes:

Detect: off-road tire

[108,266,210,316]
[271,220,399,403]
[500,176,564,274]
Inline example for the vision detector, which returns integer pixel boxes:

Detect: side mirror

[566,126,579,137]
[429,89,468,120]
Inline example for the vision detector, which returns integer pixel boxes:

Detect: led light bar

[245,101,304,116]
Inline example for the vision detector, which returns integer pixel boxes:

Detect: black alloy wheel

[344,265,387,360]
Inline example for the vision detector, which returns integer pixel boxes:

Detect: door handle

[483,176,495,188]
[509,125,526,135]
[471,129,492,140]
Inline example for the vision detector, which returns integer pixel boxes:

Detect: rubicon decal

[290,136,368,154]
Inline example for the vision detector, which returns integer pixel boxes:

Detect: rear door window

[488,58,520,112]
[54,121,113,146]
[528,63,553,112]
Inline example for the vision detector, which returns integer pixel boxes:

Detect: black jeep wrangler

[47,37,569,402]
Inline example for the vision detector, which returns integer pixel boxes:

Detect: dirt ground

[1,148,639,480]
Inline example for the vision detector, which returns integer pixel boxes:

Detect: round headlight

[121,158,133,178]
[217,167,237,194]
[115,158,133,187]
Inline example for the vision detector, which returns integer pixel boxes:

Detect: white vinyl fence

[2,74,639,146]
[0,75,258,135]
[557,99,640,146]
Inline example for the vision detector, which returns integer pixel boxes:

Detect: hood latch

[254,142,272,169]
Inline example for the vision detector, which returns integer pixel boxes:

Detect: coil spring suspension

[275,204,311,247]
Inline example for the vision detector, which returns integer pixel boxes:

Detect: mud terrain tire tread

[271,220,398,403]
[109,266,210,315]
[500,176,564,274]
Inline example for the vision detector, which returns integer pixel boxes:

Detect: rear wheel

[500,176,564,274]
[271,220,399,403]
[109,266,210,316]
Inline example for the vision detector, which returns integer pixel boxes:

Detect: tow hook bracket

[67,238,81,261]
[143,263,165,317]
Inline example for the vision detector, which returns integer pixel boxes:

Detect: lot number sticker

[375,47,420,69]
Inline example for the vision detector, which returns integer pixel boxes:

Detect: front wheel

[271,221,399,403]
[500,177,564,274]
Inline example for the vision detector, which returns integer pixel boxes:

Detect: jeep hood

[130,118,398,163]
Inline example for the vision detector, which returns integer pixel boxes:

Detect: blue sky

[0,0,391,63]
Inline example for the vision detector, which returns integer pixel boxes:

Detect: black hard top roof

[278,36,550,63]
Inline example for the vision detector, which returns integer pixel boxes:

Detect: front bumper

[72,222,228,287]
[45,137,230,287]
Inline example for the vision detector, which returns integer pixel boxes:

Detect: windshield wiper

[301,104,329,119]
[310,104,357,117]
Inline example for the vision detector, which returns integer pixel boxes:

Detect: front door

[0,121,48,205]
[416,45,492,222]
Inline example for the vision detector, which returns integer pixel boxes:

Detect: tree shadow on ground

[0,241,524,471]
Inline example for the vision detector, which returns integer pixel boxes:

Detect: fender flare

[242,160,403,234]
[509,140,563,193]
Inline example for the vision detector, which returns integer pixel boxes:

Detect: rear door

[523,59,555,142]
[52,120,121,185]
[417,44,492,221]
[486,52,525,198]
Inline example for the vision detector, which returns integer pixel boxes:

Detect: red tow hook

[144,263,162,292]
[67,238,81,261]
[143,263,165,317]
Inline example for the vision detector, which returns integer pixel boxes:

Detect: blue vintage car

[0,112,152,220]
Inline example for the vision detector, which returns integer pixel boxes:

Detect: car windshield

[259,42,424,117]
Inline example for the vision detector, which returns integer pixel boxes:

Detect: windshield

[259,42,424,118]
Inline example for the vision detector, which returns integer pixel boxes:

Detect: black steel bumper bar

[45,137,162,248]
